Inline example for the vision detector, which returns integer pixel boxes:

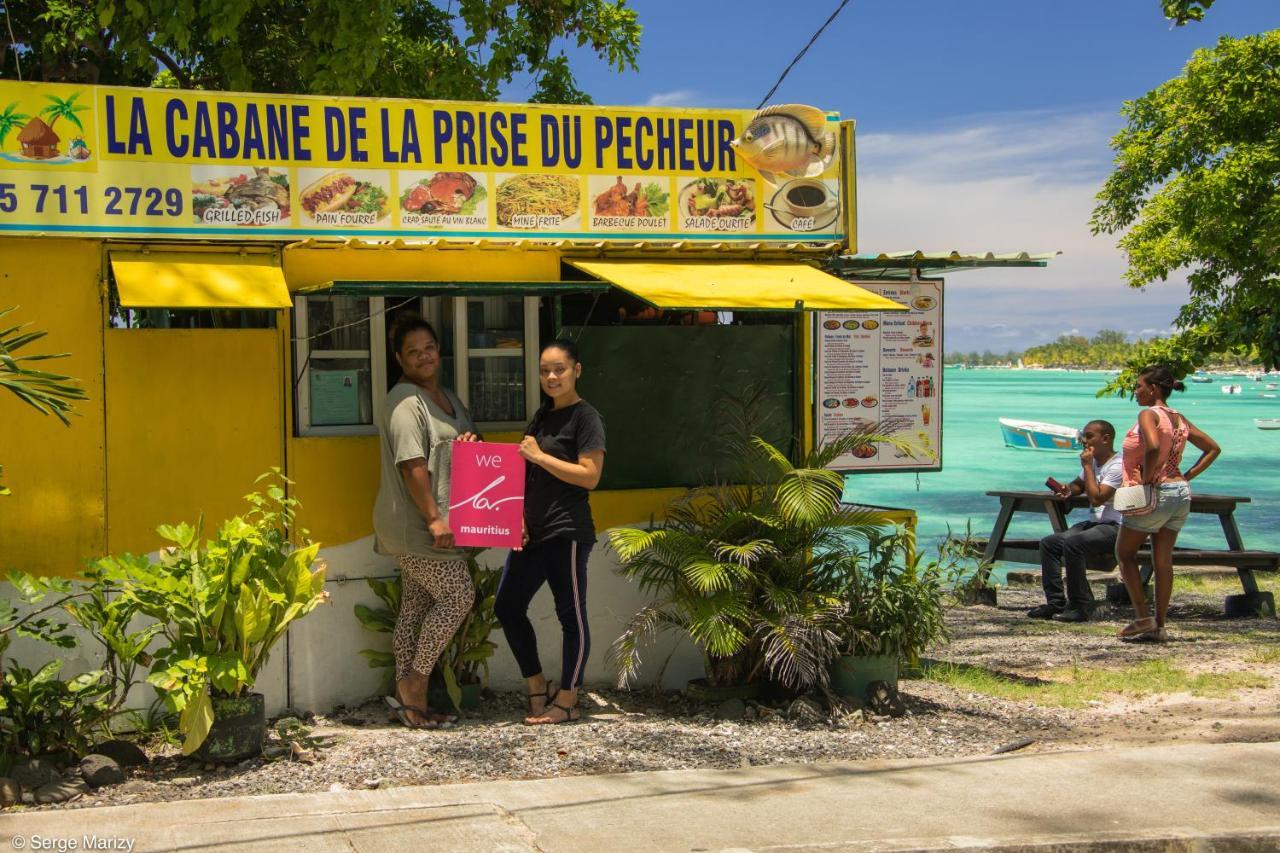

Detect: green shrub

[105,472,328,755]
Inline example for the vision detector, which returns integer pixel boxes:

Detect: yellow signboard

[0,81,847,243]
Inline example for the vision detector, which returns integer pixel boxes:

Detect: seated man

[1028,419,1123,622]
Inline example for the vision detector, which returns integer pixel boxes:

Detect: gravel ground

[20,578,1280,812]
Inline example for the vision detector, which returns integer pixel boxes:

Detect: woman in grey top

[373,316,478,728]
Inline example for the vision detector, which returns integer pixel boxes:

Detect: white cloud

[853,108,1189,353]
[644,89,699,107]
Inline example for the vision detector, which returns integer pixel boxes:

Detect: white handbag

[1113,484,1156,516]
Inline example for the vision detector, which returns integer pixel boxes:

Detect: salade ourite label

[0,81,847,242]
[817,281,943,472]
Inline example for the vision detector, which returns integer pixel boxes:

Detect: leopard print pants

[393,555,475,682]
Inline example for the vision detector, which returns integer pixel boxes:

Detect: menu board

[0,80,847,244]
[816,280,942,472]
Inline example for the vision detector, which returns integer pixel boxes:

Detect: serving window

[292,293,539,437]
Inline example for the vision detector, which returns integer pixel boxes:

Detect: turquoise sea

[843,369,1280,567]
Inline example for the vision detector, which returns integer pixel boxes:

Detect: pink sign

[448,441,526,549]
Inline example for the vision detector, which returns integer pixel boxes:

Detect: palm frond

[607,602,685,689]
[0,308,87,425]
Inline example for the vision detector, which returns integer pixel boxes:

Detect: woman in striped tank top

[1115,366,1220,642]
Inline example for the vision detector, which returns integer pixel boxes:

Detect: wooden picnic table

[980,490,1278,615]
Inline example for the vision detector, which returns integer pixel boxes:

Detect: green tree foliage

[1,0,641,103]
[1090,31,1280,391]
[1163,0,1216,25]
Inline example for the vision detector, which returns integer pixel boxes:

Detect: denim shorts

[1121,481,1191,533]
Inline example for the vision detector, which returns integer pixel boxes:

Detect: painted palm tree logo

[0,102,30,148]
[41,93,89,134]
[7,92,90,161]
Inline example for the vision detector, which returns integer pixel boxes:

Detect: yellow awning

[565,259,907,311]
[110,253,292,309]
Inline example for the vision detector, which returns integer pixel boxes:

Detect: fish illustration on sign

[730,104,836,186]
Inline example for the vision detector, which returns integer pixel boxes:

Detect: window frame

[293,293,541,438]
[293,295,386,437]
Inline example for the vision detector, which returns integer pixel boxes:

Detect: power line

[756,0,852,109]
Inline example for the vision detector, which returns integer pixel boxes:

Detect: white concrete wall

[4,524,705,720]
[286,529,705,715]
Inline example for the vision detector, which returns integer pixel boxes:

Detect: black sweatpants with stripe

[495,537,593,690]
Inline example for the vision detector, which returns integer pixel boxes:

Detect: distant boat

[1256,418,1280,430]
[1222,384,1243,395]
[999,418,1083,452]
[1190,375,1213,383]
[1263,393,1278,399]
[1268,383,1278,390]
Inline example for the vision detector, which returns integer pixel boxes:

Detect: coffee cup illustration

[781,179,835,218]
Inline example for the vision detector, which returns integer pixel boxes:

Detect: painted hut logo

[0,92,91,163]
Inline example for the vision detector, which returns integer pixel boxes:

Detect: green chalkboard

[575,324,796,490]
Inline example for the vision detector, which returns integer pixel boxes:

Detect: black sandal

[526,690,580,725]
[527,685,554,715]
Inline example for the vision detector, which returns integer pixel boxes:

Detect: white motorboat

[1255,418,1280,430]
[999,418,1083,452]
[1221,384,1243,395]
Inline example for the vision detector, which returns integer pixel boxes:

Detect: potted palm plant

[828,527,954,701]
[105,472,329,760]
[608,420,918,698]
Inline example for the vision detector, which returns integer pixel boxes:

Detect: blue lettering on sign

[593,117,613,169]
[290,105,312,161]
[191,102,215,158]
[324,107,346,161]
[242,105,265,160]
[509,113,528,167]
[432,110,453,164]
[348,107,368,162]
[677,119,694,171]
[634,117,653,170]
[217,102,238,158]
[541,115,559,168]
[489,111,508,167]
[165,99,188,157]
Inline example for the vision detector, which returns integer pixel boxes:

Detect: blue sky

[506,1,1280,353]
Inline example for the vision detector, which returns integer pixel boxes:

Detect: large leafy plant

[608,422,920,692]
[106,473,329,754]
[0,566,159,761]
[836,527,954,662]
[356,554,500,712]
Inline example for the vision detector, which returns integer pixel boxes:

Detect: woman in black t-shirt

[494,339,606,724]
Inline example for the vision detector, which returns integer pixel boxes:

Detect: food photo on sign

[448,441,526,549]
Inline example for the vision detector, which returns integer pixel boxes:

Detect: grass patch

[1179,628,1280,645]
[1171,573,1280,597]
[914,659,1268,709]
[1245,645,1280,665]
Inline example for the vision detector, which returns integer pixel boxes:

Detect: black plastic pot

[427,681,483,714]
[829,652,899,700]
[195,692,265,763]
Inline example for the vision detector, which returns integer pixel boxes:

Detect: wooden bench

[980,490,1279,617]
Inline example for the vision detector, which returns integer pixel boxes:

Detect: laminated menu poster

[816,281,942,472]
[448,441,525,548]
